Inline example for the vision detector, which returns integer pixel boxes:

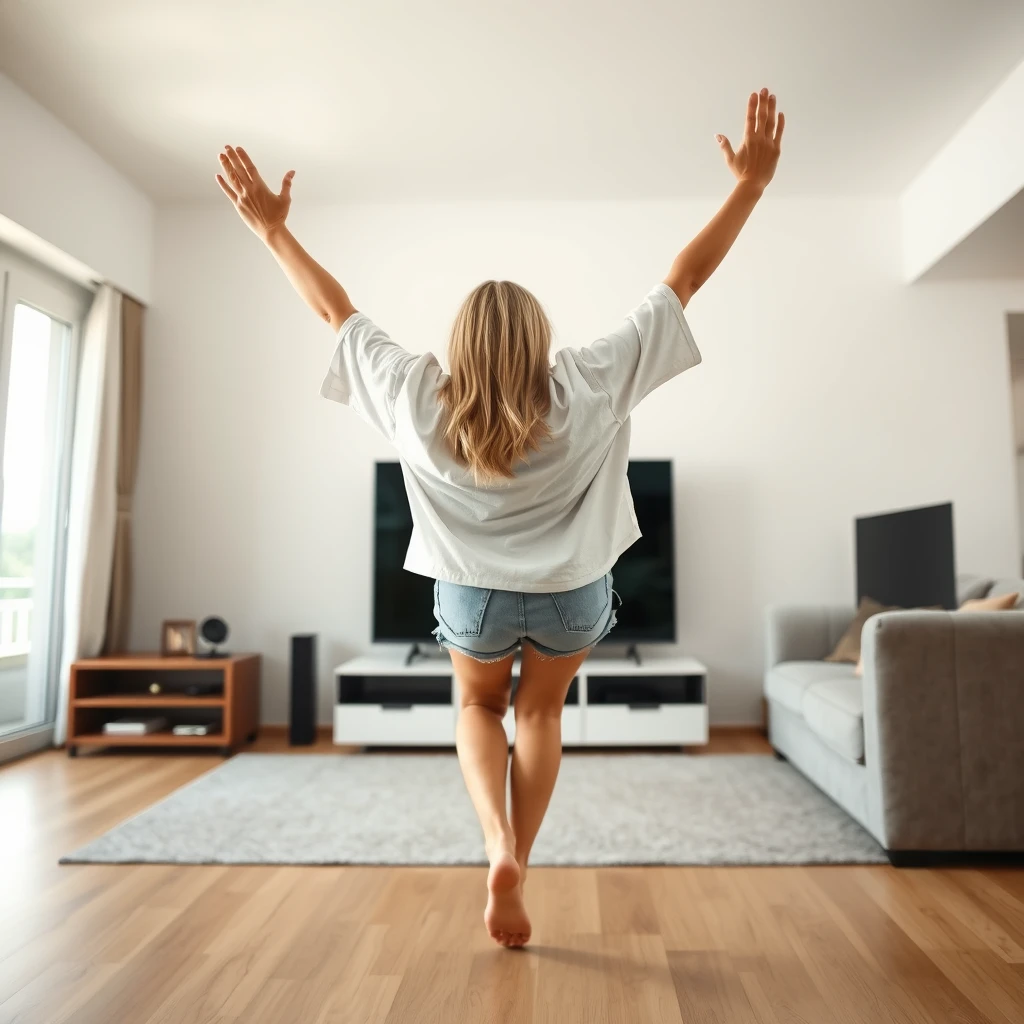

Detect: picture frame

[161,619,197,657]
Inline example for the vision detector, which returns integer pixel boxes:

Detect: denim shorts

[432,572,618,662]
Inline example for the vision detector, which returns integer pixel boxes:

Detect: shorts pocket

[549,574,611,632]
[434,580,493,637]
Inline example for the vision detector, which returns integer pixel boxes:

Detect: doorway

[1009,313,1024,576]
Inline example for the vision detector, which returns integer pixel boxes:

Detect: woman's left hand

[715,88,784,193]
[216,146,295,242]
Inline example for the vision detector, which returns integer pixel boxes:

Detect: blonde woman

[217,88,783,948]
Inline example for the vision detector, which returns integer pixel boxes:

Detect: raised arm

[664,88,784,309]
[216,146,356,327]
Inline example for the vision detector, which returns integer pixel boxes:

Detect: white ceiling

[2,0,1024,202]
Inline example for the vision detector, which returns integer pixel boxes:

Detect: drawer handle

[628,702,662,710]
[381,703,413,711]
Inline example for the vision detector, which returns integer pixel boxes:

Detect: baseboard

[887,849,1024,867]
[258,725,334,738]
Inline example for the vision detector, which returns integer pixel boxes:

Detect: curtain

[55,286,122,744]
[102,296,143,654]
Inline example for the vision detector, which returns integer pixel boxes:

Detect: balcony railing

[0,578,32,659]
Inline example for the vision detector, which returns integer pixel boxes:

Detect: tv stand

[334,652,707,748]
[624,643,642,667]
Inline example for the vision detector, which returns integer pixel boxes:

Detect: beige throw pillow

[959,592,1021,612]
[825,596,899,665]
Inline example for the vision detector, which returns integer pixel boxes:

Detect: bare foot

[484,841,531,948]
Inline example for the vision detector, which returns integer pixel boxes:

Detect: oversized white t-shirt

[320,283,701,593]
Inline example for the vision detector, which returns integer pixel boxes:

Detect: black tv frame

[371,459,677,651]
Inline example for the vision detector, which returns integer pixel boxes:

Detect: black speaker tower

[289,634,317,745]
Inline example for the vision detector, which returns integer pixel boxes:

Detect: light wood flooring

[1,730,1023,1023]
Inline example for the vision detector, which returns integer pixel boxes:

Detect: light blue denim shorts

[432,572,618,662]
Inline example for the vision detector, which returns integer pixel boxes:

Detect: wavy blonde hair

[438,280,552,483]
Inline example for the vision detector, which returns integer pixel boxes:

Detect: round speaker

[198,616,230,657]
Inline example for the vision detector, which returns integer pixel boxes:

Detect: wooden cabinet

[67,653,260,756]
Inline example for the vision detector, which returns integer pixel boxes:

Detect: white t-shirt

[320,283,701,593]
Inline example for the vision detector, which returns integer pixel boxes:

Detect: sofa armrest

[861,610,1024,852]
[765,605,856,669]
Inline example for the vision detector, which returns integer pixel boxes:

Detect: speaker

[289,634,318,745]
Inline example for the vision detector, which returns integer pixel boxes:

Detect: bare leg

[510,644,591,876]
[450,649,529,948]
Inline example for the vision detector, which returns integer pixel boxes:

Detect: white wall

[135,197,1024,725]
[0,72,154,301]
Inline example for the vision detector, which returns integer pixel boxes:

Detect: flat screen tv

[372,459,676,644]
[855,502,956,610]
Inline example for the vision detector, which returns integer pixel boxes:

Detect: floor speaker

[290,634,317,745]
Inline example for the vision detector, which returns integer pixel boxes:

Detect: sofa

[764,574,1024,864]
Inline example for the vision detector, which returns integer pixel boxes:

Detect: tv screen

[855,502,956,610]
[372,459,676,644]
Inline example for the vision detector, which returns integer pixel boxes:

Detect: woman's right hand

[715,88,784,193]
[216,146,295,241]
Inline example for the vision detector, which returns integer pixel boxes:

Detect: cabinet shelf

[73,732,226,747]
[73,696,225,708]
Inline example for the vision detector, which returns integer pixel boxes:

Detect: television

[855,502,956,610]
[372,459,676,645]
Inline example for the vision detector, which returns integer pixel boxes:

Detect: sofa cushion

[765,661,859,717]
[957,573,994,604]
[802,678,864,762]
[986,578,1024,604]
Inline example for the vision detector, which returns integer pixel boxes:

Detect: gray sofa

[764,575,1024,864]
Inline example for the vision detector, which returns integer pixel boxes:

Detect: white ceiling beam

[900,58,1024,282]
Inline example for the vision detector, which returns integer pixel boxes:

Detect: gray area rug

[61,754,886,866]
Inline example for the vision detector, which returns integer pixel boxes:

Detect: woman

[217,88,783,948]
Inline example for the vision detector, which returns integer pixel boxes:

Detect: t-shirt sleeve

[320,312,418,440]
[571,283,701,422]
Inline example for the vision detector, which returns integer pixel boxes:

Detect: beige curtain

[56,286,122,744]
[102,296,144,654]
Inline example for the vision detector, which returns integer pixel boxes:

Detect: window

[0,248,90,756]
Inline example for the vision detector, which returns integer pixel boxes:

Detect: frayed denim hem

[431,626,519,664]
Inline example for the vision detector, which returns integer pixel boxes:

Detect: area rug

[61,753,886,866]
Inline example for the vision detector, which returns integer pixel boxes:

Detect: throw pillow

[960,592,1021,611]
[825,596,899,664]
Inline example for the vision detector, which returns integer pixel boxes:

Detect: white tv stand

[333,651,708,748]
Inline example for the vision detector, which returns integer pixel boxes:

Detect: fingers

[763,93,776,138]
[755,87,769,134]
[218,152,245,193]
[280,169,295,197]
[774,110,785,146]
[743,91,757,141]
[235,147,266,188]
[222,146,250,187]
[716,134,736,164]
[215,173,237,203]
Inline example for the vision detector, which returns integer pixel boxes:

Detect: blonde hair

[438,280,552,483]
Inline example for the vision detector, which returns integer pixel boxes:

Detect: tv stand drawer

[334,704,454,746]
[584,705,708,746]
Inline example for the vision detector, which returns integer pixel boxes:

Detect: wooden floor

[2,731,1023,1024]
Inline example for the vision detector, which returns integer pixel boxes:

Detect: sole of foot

[485,850,531,948]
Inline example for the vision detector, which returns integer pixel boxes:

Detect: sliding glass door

[0,249,89,759]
